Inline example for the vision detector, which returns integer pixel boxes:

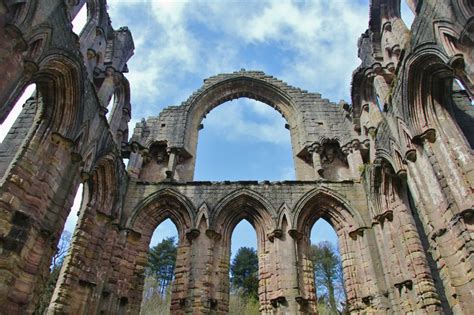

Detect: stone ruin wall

[0,0,472,314]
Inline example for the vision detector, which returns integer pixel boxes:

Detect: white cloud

[106,0,369,124]
[225,0,367,100]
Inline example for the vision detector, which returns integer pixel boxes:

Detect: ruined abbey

[0,0,473,314]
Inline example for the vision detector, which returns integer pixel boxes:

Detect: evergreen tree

[309,241,346,314]
[230,247,258,300]
[147,237,177,297]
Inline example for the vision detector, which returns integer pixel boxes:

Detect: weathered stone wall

[0,0,133,313]
[0,0,472,314]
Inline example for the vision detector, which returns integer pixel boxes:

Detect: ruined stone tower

[0,0,472,314]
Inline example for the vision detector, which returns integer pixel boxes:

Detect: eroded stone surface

[0,0,472,314]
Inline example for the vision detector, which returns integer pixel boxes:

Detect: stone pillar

[170,238,192,314]
[406,142,474,313]
[127,143,143,178]
[47,203,120,314]
[211,233,231,314]
[205,229,225,313]
[184,225,218,314]
[394,197,442,313]
[0,131,81,313]
[273,227,314,314]
[166,148,178,180]
[347,227,391,313]
[373,75,390,106]
[368,128,377,163]
[346,146,364,178]
[97,67,120,115]
[309,143,323,179]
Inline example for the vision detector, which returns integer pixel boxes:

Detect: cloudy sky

[2,0,415,255]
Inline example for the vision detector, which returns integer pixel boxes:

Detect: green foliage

[230,247,259,300]
[229,291,259,315]
[147,236,177,297]
[140,277,171,315]
[309,241,347,314]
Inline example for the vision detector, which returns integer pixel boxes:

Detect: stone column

[0,132,80,313]
[368,128,377,163]
[347,227,391,313]
[406,142,474,313]
[309,143,323,179]
[96,67,120,115]
[127,143,143,178]
[273,227,313,314]
[47,203,120,315]
[166,148,179,180]
[170,238,192,314]
[346,145,364,178]
[373,75,390,107]
[395,198,442,313]
[184,225,221,314]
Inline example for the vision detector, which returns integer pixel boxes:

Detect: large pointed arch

[172,71,321,181]
[183,72,305,152]
[86,153,121,218]
[34,52,84,140]
[127,188,195,240]
[403,47,454,140]
[211,188,276,240]
[293,187,367,239]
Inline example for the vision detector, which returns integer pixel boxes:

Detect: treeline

[140,238,347,314]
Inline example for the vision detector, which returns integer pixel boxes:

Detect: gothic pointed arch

[277,202,292,230]
[195,202,210,229]
[34,52,84,140]
[293,187,367,238]
[127,188,195,240]
[211,188,276,239]
[404,47,473,149]
[87,153,121,218]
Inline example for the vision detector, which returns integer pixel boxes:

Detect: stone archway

[292,188,371,313]
[210,189,277,314]
[125,189,195,314]
[129,70,358,182]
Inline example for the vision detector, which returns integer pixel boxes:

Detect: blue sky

[2,1,415,256]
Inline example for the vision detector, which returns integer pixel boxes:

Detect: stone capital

[186,228,200,241]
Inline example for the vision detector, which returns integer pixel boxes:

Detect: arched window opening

[310,219,346,314]
[106,93,115,121]
[35,183,83,313]
[0,84,36,143]
[194,98,294,181]
[140,219,179,315]
[400,1,415,29]
[453,79,473,106]
[0,84,38,178]
[229,219,259,314]
[436,76,474,148]
[72,4,88,36]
